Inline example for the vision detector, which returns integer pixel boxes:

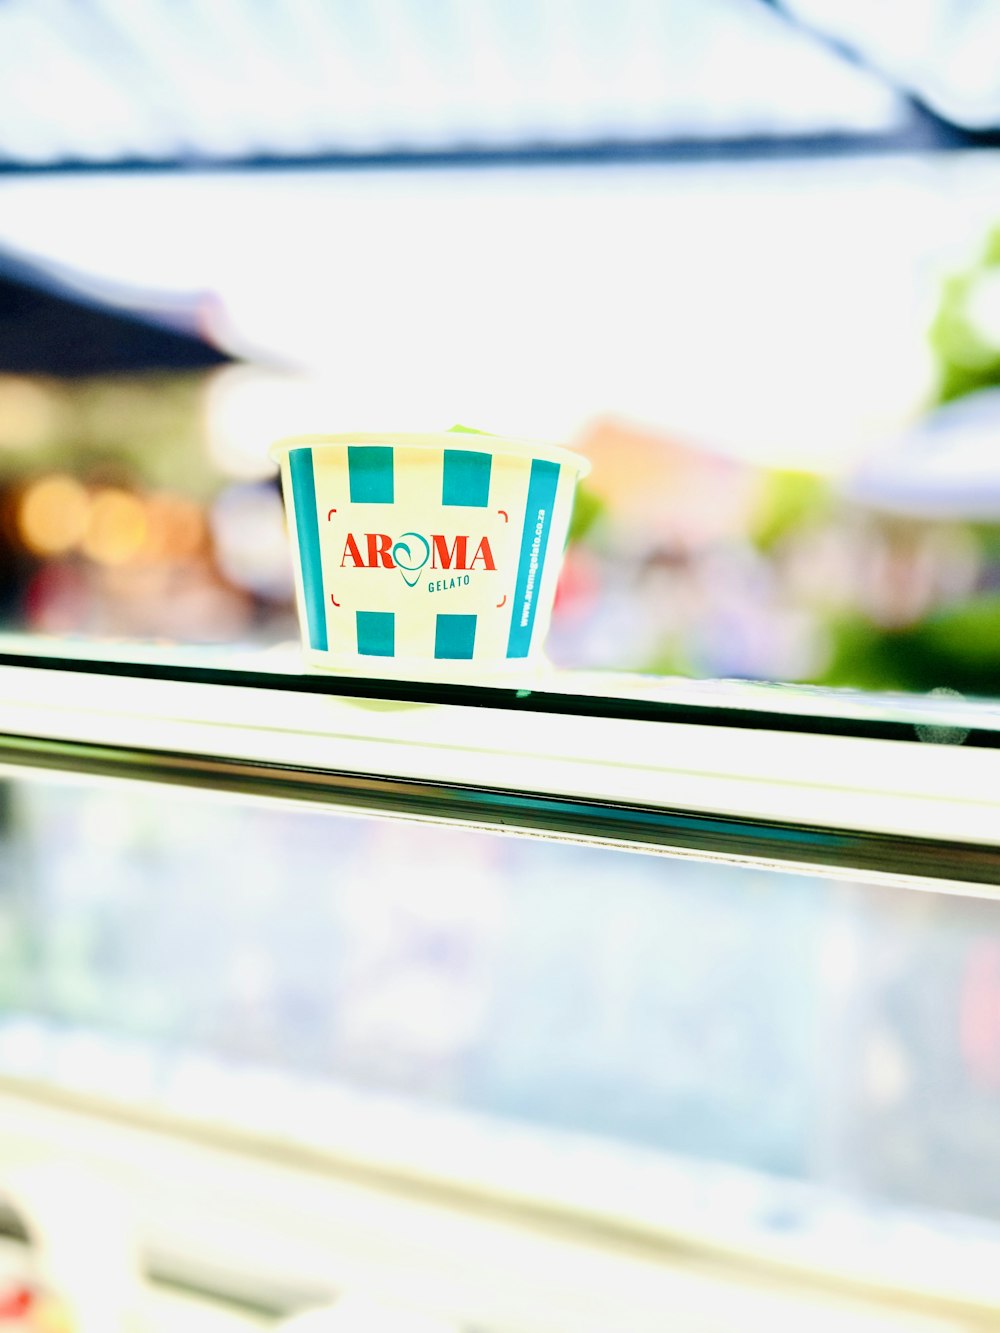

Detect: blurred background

[2,0,1000,691]
[2,4,1000,1328]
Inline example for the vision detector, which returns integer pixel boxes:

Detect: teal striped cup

[271,432,590,677]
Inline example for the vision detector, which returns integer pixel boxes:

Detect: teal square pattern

[348,446,394,504]
[442,449,491,507]
[356,610,395,656]
[435,613,477,659]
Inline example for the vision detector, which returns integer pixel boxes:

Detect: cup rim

[268,431,591,476]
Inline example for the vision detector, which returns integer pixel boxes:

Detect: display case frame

[1,642,999,1329]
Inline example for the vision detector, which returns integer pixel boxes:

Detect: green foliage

[929,225,1000,405]
[750,470,831,552]
[568,483,604,544]
[642,635,694,679]
[822,595,1000,694]
[974,525,1000,560]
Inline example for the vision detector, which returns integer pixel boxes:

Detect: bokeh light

[81,488,148,567]
[141,492,206,563]
[16,474,90,556]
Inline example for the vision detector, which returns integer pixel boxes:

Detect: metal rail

[1,729,998,893]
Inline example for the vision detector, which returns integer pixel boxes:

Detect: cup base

[299,648,555,688]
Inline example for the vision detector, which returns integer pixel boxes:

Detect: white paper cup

[271,432,590,678]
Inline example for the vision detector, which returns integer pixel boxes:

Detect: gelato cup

[271,432,590,678]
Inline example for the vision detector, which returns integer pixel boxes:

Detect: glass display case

[0,640,998,1330]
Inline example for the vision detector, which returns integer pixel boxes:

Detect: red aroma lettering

[431,534,467,569]
[433,535,495,570]
[470,537,496,570]
[340,533,394,568]
[340,533,495,571]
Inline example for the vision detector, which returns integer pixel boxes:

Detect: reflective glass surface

[0,770,998,1291]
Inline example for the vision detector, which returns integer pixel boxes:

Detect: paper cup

[271,432,590,678]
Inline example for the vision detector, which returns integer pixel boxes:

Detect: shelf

[1,644,998,892]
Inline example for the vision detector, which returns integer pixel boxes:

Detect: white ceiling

[0,0,905,167]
